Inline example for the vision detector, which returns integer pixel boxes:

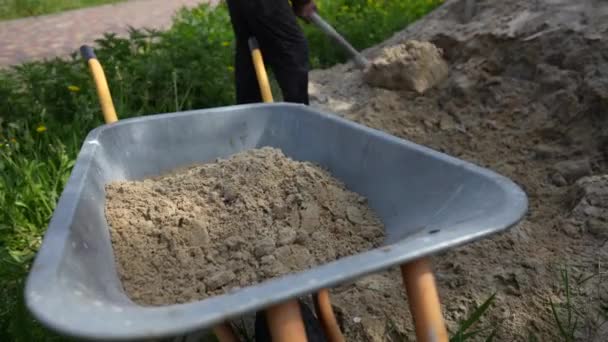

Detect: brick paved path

[0,0,212,67]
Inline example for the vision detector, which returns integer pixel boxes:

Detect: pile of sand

[362,40,449,94]
[307,0,608,340]
[105,147,384,306]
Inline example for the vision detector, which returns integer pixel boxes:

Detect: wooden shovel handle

[213,323,240,342]
[267,299,309,342]
[314,289,345,342]
[248,37,274,103]
[401,258,448,342]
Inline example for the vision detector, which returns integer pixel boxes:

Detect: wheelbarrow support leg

[267,299,309,342]
[314,289,345,342]
[401,258,449,342]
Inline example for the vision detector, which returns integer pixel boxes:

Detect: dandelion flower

[68,85,81,92]
[227,66,235,72]
[36,125,47,133]
[222,41,231,47]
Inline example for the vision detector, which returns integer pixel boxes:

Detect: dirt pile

[566,175,608,239]
[362,40,449,93]
[105,147,384,306]
[308,0,608,340]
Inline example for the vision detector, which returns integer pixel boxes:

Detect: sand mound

[566,175,608,239]
[363,40,449,94]
[308,0,608,340]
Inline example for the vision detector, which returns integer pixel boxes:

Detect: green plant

[232,318,255,342]
[546,264,608,342]
[527,330,540,342]
[550,268,579,341]
[0,123,77,341]
[578,264,608,338]
[450,293,497,342]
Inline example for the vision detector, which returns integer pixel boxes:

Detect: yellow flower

[36,125,47,133]
[10,138,16,143]
[68,85,80,92]
[222,41,231,47]
[227,66,235,72]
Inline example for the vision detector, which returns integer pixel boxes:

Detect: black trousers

[226,0,310,105]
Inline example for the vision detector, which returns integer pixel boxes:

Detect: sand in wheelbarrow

[105,147,385,306]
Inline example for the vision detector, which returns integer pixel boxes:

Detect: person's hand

[293,0,317,21]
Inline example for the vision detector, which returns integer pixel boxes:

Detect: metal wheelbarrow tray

[25,103,528,341]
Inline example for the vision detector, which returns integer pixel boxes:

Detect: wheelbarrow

[24,36,528,342]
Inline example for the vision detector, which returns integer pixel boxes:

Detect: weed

[550,268,580,341]
[527,330,540,342]
[232,318,255,342]
[547,264,608,341]
[450,293,497,342]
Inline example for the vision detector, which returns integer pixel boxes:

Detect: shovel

[309,12,370,69]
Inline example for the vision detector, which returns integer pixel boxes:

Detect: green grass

[450,293,497,342]
[0,0,444,340]
[550,268,580,341]
[547,266,608,341]
[0,0,126,20]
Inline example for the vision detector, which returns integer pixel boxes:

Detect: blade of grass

[550,298,568,338]
[485,328,497,342]
[450,293,496,342]
[563,269,573,333]
[528,330,539,342]
[459,293,496,333]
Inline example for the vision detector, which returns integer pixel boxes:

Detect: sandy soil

[306,0,608,340]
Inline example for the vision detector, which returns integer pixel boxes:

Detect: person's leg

[234,39,264,104]
[245,0,310,105]
[226,0,263,104]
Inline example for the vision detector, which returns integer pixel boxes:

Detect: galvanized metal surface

[25,103,527,341]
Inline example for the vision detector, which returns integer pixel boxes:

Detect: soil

[362,40,449,94]
[306,0,608,340]
[105,147,384,306]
